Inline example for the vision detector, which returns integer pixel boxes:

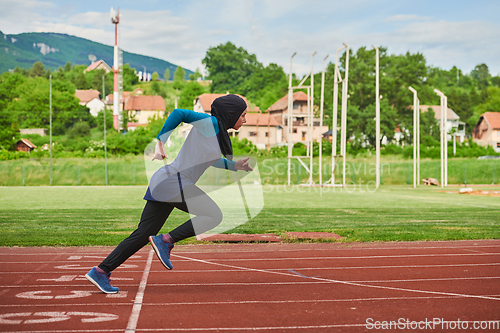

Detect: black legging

[98,185,222,273]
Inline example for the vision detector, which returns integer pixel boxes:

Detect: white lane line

[125,250,154,333]
[3,294,500,308]
[171,252,500,261]
[1,275,499,290]
[1,262,499,277]
[173,254,500,301]
[140,294,500,306]
[6,252,498,265]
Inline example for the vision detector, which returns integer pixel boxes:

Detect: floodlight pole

[324,44,347,187]
[409,86,420,188]
[287,52,296,186]
[111,8,120,131]
[341,44,349,188]
[434,89,448,188]
[319,54,329,187]
[49,74,53,186]
[307,51,317,185]
[373,46,380,188]
[103,76,108,185]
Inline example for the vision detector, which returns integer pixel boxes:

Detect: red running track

[0,240,499,332]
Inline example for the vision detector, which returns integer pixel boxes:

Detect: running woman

[86,94,252,293]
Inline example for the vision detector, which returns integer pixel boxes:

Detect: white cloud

[385,14,431,22]
[1,0,499,77]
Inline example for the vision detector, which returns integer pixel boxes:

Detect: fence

[1,157,499,186]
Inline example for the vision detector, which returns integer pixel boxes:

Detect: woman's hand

[152,140,167,161]
[235,157,253,171]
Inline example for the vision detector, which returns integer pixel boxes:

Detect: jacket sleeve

[157,109,219,142]
[211,158,237,171]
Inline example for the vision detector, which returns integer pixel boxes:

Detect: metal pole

[331,49,340,184]
[341,44,349,188]
[49,74,53,186]
[444,96,448,187]
[309,51,316,185]
[328,45,346,185]
[287,52,296,186]
[319,54,329,187]
[417,97,420,184]
[103,76,108,185]
[441,95,444,188]
[409,86,417,188]
[434,89,445,188]
[373,46,380,188]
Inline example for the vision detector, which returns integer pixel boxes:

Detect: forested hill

[0,31,192,79]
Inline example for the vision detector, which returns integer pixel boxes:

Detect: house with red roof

[125,95,166,130]
[83,60,112,73]
[474,112,500,152]
[415,105,466,143]
[239,113,282,149]
[191,93,283,149]
[105,88,144,112]
[193,93,260,114]
[16,139,36,152]
[75,89,105,117]
[266,91,328,144]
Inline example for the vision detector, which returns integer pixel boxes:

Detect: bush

[0,149,29,160]
[67,122,91,139]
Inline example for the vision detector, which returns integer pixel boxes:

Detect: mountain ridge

[0,31,192,79]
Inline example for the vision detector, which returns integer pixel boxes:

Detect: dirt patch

[462,190,500,197]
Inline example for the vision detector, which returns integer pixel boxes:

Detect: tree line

[1,43,499,158]
[203,42,500,150]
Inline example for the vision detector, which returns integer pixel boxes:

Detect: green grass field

[0,185,498,246]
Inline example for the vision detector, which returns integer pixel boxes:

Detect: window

[302,131,306,140]
[497,143,500,148]
[293,128,297,134]
[497,131,500,137]
[249,132,257,137]
[265,132,269,137]
[293,103,299,109]
[135,110,141,115]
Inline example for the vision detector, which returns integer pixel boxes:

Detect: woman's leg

[168,185,223,242]
[98,200,174,273]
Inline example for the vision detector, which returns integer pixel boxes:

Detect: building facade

[474,112,500,153]
[267,91,328,143]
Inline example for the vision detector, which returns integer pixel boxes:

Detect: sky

[1,0,499,77]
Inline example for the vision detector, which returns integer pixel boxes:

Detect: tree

[0,112,18,150]
[242,63,287,111]
[121,63,139,91]
[151,72,159,81]
[151,81,161,95]
[29,61,46,77]
[64,62,72,72]
[189,68,202,81]
[471,63,490,89]
[164,68,170,81]
[179,81,205,109]
[202,42,259,94]
[173,66,186,89]
[420,107,440,141]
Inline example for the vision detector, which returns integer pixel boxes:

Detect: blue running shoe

[149,234,174,270]
[85,267,119,294]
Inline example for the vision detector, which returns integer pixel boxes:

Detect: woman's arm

[157,109,218,143]
[212,157,253,172]
[211,158,236,171]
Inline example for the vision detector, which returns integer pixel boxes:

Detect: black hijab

[210,94,247,161]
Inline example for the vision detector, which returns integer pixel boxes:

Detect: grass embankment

[0,186,498,246]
